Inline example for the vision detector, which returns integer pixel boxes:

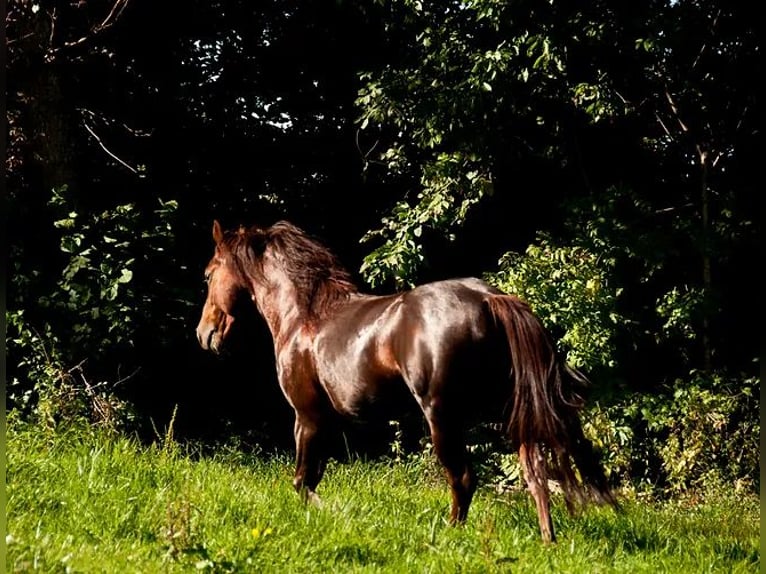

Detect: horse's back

[312,277,509,420]
[408,277,502,299]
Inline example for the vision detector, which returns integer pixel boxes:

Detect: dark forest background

[5,0,759,492]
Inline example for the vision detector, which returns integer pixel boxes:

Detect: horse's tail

[485,294,617,512]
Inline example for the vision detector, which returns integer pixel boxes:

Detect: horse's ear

[212,220,224,244]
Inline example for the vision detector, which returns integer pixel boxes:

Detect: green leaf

[117,269,133,284]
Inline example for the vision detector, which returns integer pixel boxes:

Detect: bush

[6,311,137,433]
[485,233,622,371]
[581,372,759,495]
[642,372,759,493]
[7,185,181,433]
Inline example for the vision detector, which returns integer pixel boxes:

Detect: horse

[195,219,617,542]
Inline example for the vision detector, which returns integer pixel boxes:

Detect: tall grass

[6,422,759,573]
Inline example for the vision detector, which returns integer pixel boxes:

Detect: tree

[5,0,389,439]
[354,0,758,380]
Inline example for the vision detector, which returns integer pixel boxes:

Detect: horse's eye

[204,272,211,283]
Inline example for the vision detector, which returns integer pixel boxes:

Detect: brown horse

[195,220,616,542]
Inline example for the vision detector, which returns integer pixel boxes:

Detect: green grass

[6,423,760,573]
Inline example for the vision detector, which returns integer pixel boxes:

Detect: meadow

[6,422,759,573]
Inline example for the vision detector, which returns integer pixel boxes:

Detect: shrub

[486,233,622,371]
[6,311,137,433]
[581,372,759,494]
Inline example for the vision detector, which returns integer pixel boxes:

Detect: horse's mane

[222,220,358,320]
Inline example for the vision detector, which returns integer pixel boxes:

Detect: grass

[6,422,760,573]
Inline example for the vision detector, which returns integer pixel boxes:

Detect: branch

[95,0,130,32]
[690,9,722,73]
[48,7,57,46]
[662,88,710,162]
[653,111,673,140]
[664,89,689,134]
[45,0,131,61]
[78,107,153,138]
[355,128,387,167]
[6,32,37,45]
[83,121,139,174]
[653,203,695,215]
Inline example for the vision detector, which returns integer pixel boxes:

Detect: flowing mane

[221,220,358,320]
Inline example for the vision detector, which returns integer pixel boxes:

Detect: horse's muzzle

[196,325,219,353]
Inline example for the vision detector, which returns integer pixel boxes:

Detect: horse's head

[196,220,252,354]
[196,218,359,353]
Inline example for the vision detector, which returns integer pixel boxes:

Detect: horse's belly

[317,361,415,421]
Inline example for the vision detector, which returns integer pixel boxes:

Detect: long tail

[485,294,618,512]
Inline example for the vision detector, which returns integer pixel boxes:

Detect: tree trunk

[699,149,712,373]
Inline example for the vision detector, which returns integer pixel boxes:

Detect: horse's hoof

[307,491,323,508]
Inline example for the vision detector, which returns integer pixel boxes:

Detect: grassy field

[6,422,760,573]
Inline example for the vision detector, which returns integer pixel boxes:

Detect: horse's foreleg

[425,407,476,524]
[520,443,555,543]
[293,414,326,507]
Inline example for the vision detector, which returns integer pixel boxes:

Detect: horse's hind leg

[424,405,476,524]
[520,443,556,543]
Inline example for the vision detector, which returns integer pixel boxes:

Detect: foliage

[580,401,637,486]
[486,233,621,370]
[360,151,492,288]
[355,0,757,375]
[581,372,760,494]
[640,372,760,493]
[46,186,138,352]
[458,369,761,498]
[5,312,136,433]
[6,185,179,425]
[656,286,707,342]
[356,0,573,288]
[44,186,179,354]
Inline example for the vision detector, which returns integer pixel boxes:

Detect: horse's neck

[249,272,309,347]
